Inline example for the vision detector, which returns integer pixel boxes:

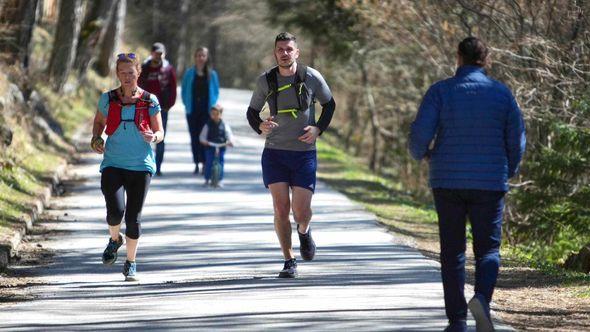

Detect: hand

[259,116,278,135]
[141,130,156,143]
[90,136,105,154]
[298,126,320,144]
[227,142,234,147]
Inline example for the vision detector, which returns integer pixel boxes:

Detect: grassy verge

[316,140,440,254]
[0,71,100,244]
[316,137,590,288]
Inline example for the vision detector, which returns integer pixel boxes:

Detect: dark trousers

[155,109,169,173]
[204,146,226,181]
[432,188,505,322]
[186,112,207,168]
[100,167,151,240]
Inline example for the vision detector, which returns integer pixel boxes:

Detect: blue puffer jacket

[409,65,526,191]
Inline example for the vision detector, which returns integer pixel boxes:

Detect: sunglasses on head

[117,53,136,59]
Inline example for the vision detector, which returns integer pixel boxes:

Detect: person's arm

[316,97,336,134]
[91,93,110,153]
[145,111,164,144]
[199,124,209,146]
[299,69,334,143]
[225,122,234,146]
[181,69,191,110]
[247,75,272,134]
[210,70,220,105]
[505,92,526,178]
[247,107,263,134]
[138,64,148,89]
[409,84,441,160]
[91,110,106,154]
[168,66,177,108]
[142,95,164,143]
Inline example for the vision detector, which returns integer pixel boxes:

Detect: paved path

[0,88,511,331]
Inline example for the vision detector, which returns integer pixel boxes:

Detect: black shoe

[277,258,298,278]
[444,320,467,332]
[102,233,124,265]
[193,165,199,174]
[468,294,494,332]
[155,171,162,176]
[298,225,316,261]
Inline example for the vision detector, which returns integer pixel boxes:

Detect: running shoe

[298,225,316,261]
[468,293,494,332]
[123,260,138,281]
[278,258,298,278]
[444,320,467,332]
[102,233,124,265]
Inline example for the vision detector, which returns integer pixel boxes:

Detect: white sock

[298,224,310,234]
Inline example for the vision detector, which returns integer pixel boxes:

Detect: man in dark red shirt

[139,42,177,176]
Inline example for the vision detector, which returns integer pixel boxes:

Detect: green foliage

[512,98,590,264]
[266,0,363,60]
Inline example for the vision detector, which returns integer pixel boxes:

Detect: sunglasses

[117,53,136,59]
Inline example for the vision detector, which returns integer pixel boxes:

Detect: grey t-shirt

[249,65,333,151]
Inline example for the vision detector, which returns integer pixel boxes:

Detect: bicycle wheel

[211,159,221,187]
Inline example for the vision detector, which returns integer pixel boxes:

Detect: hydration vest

[265,64,313,118]
[206,119,227,144]
[105,89,152,136]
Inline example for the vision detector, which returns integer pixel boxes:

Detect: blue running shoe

[278,258,298,278]
[102,233,124,265]
[123,260,138,281]
[468,293,494,332]
[297,225,316,261]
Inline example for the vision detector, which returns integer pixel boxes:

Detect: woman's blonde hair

[116,53,141,73]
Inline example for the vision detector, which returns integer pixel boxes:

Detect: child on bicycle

[199,104,234,187]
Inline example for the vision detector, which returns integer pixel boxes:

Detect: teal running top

[97,92,161,175]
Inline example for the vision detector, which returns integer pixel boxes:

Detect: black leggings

[100,167,151,239]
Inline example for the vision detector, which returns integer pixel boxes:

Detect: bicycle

[208,142,227,188]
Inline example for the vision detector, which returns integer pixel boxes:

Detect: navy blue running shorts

[261,148,317,193]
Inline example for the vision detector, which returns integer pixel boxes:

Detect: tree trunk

[0,0,39,69]
[206,0,225,68]
[95,0,127,77]
[360,59,379,171]
[344,91,358,150]
[152,0,160,40]
[35,0,43,23]
[173,0,190,75]
[74,0,116,81]
[47,0,83,92]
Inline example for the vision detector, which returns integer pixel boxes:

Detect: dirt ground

[410,234,590,331]
[0,224,55,306]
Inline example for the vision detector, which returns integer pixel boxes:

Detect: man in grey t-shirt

[246,32,336,278]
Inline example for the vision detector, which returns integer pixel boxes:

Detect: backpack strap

[265,66,279,116]
[295,64,307,84]
[139,90,151,102]
[293,64,307,111]
[265,64,308,117]
[108,89,120,104]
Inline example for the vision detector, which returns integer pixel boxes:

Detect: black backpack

[265,64,314,117]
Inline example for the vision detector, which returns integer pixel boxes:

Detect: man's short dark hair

[458,37,488,67]
[275,32,297,46]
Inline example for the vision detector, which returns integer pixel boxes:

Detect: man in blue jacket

[409,37,526,332]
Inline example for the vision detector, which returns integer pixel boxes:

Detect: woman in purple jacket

[409,37,526,332]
